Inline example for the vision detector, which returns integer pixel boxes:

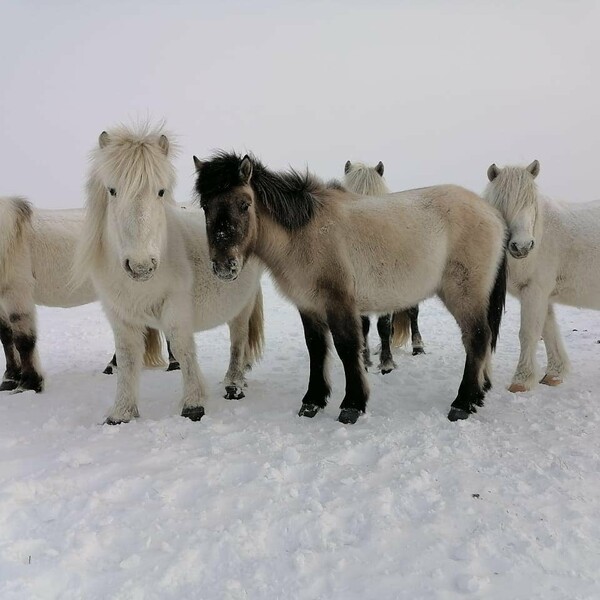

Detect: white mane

[483,165,539,225]
[73,123,177,285]
[344,162,390,196]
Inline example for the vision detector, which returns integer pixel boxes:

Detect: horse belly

[353,253,444,313]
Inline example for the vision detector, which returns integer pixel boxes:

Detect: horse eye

[109,188,116,197]
[240,202,250,212]
[158,189,165,198]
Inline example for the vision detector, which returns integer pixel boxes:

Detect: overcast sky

[2,0,599,208]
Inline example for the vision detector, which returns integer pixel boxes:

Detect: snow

[1,276,600,599]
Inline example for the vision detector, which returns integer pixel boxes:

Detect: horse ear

[487,163,500,182]
[193,156,204,174]
[344,160,352,174]
[239,155,253,184]
[375,161,384,176]
[99,131,110,149]
[526,160,540,178]
[158,134,169,156]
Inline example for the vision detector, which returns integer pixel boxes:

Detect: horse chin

[215,270,239,282]
[508,249,529,260]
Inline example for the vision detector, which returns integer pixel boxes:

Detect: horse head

[486,160,540,259]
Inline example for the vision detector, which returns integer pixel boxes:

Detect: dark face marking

[202,188,254,281]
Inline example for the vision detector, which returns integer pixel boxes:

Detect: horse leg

[166,327,207,421]
[166,340,181,371]
[298,311,330,418]
[540,304,570,386]
[103,353,117,375]
[3,298,44,394]
[361,316,372,368]
[105,321,145,424]
[448,315,491,421]
[377,314,397,374]
[408,305,425,355]
[509,287,548,392]
[0,316,21,391]
[223,302,253,400]
[327,304,369,424]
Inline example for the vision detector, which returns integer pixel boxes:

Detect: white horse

[485,160,600,391]
[74,124,264,424]
[0,198,166,393]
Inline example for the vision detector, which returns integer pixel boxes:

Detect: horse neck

[252,201,295,269]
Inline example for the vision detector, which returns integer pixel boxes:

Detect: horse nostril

[125,259,132,273]
[228,258,238,269]
[510,242,519,253]
[529,241,535,251]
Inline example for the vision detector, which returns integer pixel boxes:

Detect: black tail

[487,250,507,352]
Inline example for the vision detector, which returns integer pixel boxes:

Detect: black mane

[195,151,325,230]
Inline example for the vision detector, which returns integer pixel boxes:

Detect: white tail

[0,197,33,286]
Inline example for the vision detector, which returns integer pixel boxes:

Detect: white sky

[1,0,599,208]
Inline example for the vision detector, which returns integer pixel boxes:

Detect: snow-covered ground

[1,276,599,600]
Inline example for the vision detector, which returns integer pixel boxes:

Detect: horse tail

[142,328,167,368]
[391,311,411,348]
[0,197,33,285]
[245,285,265,365]
[487,250,507,352]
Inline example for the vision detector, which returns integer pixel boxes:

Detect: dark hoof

[380,368,393,375]
[181,406,205,421]
[338,408,362,424]
[224,385,245,400]
[448,407,470,421]
[16,376,44,393]
[104,417,129,425]
[412,347,425,356]
[167,361,180,372]
[103,365,114,375]
[483,378,492,392]
[298,403,322,418]
[474,396,485,407]
[0,379,19,391]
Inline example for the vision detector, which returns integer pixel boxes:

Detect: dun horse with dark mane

[194,153,507,423]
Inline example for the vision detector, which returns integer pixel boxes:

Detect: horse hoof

[181,406,205,421]
[298,403,321,418]
[16,377,44,393]
[103,365,114,375]
[508,383,529,393]
[0,379,19,391]
[224,385,245,400]
[448,407,470,421]
[380,368,393,375]
[540,375,563,386]
[412,347,425,356]
[104,417,129,426]
[167,361,181,372]
[338,408,362,424]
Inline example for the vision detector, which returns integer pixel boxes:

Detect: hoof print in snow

[166,361,180,372]
[181,406,205,421]
[447,407,470,422]
[298,403,321,418]
[338,408,362,424]
[224,386,245,400]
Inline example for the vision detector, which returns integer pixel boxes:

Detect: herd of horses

[1,123,599,425]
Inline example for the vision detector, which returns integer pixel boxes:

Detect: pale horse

[485,160,600,391]
[73,124,264,424]
[0,197,167,393]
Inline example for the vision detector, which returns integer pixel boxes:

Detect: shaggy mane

[344,162,390,196]
[483,165,539,225]
[72,123,176,286]
[195,152,326,230]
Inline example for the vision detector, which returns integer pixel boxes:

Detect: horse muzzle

[211,258,240,282]
[124,257,158,281]
[508,240,534,259]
